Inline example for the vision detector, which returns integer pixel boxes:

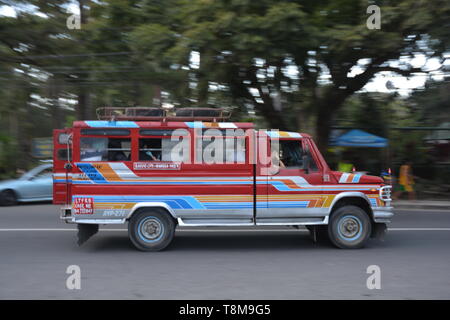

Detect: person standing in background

[394,161,416,200]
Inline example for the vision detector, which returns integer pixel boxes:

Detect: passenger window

[195,136,246,164]
[139,138,190,162]
[80,137,131,161]
[139,138,162,161]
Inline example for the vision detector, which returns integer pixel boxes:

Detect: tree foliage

[0,0,449,173]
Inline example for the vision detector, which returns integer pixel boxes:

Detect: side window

[303,144,319,172]
[80,137,131,161]
[34,167,53,179]
[139,138,162,161]
[275,140,319,171]
[278,140,303,168]
[195,132,246,164]
[138,138,190,162]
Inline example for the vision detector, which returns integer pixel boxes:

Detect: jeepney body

[53,120,393,227]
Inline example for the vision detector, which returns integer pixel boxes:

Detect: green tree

[132,0,450,153]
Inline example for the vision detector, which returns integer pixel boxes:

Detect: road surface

[0,204,449,299]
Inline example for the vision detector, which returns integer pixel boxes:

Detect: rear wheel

[0,189,17,206]
[328,205,372,249]
[128,208,176,251]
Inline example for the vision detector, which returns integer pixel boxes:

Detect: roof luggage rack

[96,107,231,122]
[173,108,231,121]
[96,107,166,121]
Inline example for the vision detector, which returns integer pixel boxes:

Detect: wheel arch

[126,202,177,221]
[328,192,373,221]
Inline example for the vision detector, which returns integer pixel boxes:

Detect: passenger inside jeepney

[139,139,162,161]
[108,139,128,161]
[271,150,286,168]
[279,140,303,168]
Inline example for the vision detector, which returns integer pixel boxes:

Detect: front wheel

[328,205,372,249]
[128,208,176,251]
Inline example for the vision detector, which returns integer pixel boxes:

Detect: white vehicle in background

[0,162,53,206]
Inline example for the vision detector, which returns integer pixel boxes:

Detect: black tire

[328,205,372,249]
[128,208,176,251]
[0,189,17,206]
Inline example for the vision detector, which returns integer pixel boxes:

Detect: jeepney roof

[72,120,310,138]
[73,120,255,129]
[264,131,310,139]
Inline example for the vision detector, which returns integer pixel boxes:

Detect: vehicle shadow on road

[171,233,333,251]
[80,232,343,252]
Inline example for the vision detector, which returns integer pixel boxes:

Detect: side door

[30,168,53,199]
[19,165,53,200]
[257,138,325,223]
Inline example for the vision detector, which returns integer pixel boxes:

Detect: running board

[177,217,328,227]
[177,218,253,227]
[255,217,327,225]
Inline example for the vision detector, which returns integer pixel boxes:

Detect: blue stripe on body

[76,163,107,183]
[85,121,139,128]
[72,195,205,210]
[185,122,205,128]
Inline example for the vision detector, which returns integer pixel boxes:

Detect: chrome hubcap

[339,217,360,238]
[140,218,163,240]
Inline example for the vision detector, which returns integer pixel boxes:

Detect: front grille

[379,185,392,202]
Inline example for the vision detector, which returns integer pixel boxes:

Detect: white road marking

[1,228,450,232]
[389,228,450,231]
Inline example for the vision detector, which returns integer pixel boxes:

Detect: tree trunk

[315,102,333,157]
[77,88,91,120]
[314,89,348,156]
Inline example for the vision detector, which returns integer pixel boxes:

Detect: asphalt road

[1,203,449,299]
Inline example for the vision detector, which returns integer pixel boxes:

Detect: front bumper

[372,206,394,223]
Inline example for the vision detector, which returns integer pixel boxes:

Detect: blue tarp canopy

[330,129,388,148]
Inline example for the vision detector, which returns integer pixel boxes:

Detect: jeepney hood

[331,171,383,184]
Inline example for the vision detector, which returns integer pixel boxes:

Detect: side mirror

[302,155,310,174]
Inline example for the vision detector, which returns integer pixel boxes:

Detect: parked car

[0,163,53,206]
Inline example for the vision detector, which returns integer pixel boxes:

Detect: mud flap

[371,223,387,241]
[306,225,328,244]
[308,226,318,243]
[77,224,99,246]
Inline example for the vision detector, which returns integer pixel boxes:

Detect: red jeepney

[53,108,392,251]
